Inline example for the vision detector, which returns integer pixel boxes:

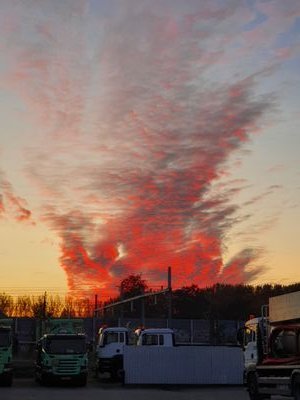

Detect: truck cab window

[104,332,119,345]
[141,334,165,346]
[273,330,296,358]
[142,334,158,345]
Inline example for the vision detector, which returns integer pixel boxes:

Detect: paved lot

[0,379,249,400]
[0,380,293,400]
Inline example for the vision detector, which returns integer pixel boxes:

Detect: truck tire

[111,368,124,382]
[110,369,120,381]
[77,375,87,387]
[293,382,300,400]
[40,373,49,386]
[110,359,123,381]
[3,374,13,387]
[248,373,263,400]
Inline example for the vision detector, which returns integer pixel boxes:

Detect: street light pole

[167,267,172,328]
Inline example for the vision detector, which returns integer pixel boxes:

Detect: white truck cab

[136,328,175,347]
[96,327,130,379]
[96,326,176,380]
[242,317,262,370]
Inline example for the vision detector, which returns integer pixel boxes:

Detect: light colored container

[123,345,244,385]
[269,291,300,323]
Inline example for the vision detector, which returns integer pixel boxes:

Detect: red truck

[241,291,300,399]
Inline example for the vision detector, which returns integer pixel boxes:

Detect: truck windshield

[45,337,86,354]
[0,331,11,347]
[103,332,125,345]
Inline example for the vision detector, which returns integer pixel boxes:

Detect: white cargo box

[123,345,243,385]
[269,291,300,323]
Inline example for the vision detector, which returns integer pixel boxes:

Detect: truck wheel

[77,375,87,387]
[40,374,49,386]
[248,373,263,400]
[110,370,118,381]
[3,374,13,387]
[116,368,125,383]
[111,368,123,382]
[293,382,300,400]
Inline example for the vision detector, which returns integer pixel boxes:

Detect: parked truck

[96,327,176,380]
[35,319,88,386]
[0,319,13,386]
[96,326,130,380]
[96,327,175,380]
[241,290,300,399]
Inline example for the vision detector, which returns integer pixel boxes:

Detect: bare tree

[0,293,14,317]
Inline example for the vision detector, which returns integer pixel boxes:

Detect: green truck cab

[35,319,88,386]
[0,320,13,386]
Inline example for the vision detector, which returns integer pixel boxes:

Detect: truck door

[100,331,125,358]
[243,325,259,368]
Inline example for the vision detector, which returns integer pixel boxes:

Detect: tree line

[117,276,300,321]
[1,275,300,320]
[0,293,94,318]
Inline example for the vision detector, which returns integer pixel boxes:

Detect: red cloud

[2,1,291,298]
[41,76,271,298]
[0,195,5,216]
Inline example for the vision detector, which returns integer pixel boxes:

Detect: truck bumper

[37,368,87,386]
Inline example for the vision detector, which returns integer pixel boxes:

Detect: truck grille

[55,358,80,375]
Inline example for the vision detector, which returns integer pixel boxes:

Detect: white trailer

[96,326,244,385]
[123,345,244,385]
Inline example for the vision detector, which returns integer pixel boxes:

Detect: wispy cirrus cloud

[0,171,33,223]
[1,0,298,296]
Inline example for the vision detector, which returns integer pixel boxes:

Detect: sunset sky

[0,0,299,300]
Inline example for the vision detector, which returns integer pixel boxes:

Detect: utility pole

[43,291,47,320]
[39,291,47,340]
[93,294,98,348]
[141,297,145,327]
[119,285,124,327]
[94,294,98,315]
[167,267,172,328]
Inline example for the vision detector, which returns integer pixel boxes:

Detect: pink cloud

[0,173,33,223]
[1,0,290,297]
